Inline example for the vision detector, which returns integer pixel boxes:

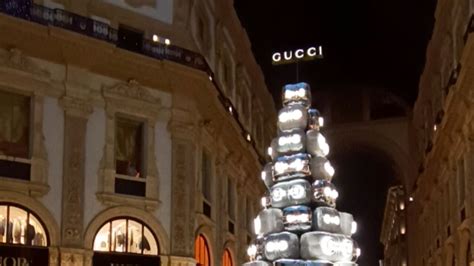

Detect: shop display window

[194,234,210,266]
[93,218,158,255]
[0,204,48,246]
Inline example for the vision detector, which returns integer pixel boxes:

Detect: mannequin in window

[139,236,150,252]
[126,161,140,178]
[24,223,36,245]
[13,217,23,244]
[115,229,125,252]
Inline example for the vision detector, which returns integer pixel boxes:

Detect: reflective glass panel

[94,222,111,252]
[143,226,158,255]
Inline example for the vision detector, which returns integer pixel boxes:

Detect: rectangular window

[0,90,30,158]
[457,158,465,207]
[227,178,235,221]
[201,150,212,202]
[0,90,31,181]
[117,24,143,53]
[114,117,145,197]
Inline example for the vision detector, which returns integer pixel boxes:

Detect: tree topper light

[272,46,323,65]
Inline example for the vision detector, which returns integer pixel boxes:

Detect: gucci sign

[272,46,323,65]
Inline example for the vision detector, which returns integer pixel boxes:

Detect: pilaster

[59,96,92,249]
[169,107,198,257]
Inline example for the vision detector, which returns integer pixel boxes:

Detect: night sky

[234,1,436,265]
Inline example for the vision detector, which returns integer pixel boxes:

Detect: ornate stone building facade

[0,0,275,265]
[404,0,474,265]
[381,186,407,266]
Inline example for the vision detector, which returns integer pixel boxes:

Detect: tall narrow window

[0,90,30,158]
[115,117,146,197]
[202,150,212,217]
[222,249,232,266]
[0,90,31,181]
[457,158,465,207]
[194,235,210,266]
[227,178,235,234]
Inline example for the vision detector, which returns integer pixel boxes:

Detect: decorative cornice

[59,96,93,118]
[103,79,162,106]
[0,48,50,78]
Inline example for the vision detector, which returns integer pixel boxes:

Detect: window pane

[9,206,28,245]
[115,117,144,177]
[228,178,235,220]
[0,90,30,158]
[127,220,143,254]
[94,222,111,252]
[29,214,47,246]
[202,151,212,202]
[142,226,158,255]
[0,205,6,243]
[111,219,127,252]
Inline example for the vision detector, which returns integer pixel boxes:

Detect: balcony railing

[0,0,208,72]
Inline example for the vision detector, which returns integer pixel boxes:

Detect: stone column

[168,108,198,258]
[59,96,92,265]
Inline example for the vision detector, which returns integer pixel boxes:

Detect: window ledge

[96,192,160,211]
[0,177,49,197]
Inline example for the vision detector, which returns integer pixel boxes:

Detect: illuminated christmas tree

[244,82,360,266]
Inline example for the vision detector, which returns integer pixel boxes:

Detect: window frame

[93,216,159,256]
[0,84,49,197]
[97,80,165,210]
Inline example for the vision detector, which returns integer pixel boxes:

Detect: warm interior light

[165,38,171,45]
[152,34,159,42]
[267,147,273,157]
[409,196,414,202]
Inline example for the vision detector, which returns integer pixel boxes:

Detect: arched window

[0,203,48,246]
[222,249,232,266]
[195,234,210,266]
[93,218,159,255]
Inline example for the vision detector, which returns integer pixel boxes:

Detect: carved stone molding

[169,255,196,266]
[103,79,162,106]
[59,96,93,118]
[0,48,50,79]
[61,115,88,247]
[59,247,86,266]
[124,0,156,8]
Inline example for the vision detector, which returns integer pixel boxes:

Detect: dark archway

[331,147,398,266]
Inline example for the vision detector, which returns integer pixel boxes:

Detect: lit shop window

[93,218,158,255]
[222,249,233,266]
[194,234,210,266]
[115,117,146,197]
[0,90,30,159]
[0,204,48,246]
